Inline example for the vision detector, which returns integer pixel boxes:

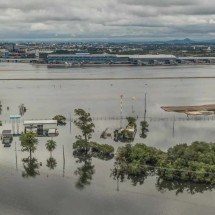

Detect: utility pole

[120,95,123,128]
[173,116,175,137]
[70,113,72,134]
[144,93,147,121]
[15,141,18,171]
[132,96,136,115]
[63,145,65,177]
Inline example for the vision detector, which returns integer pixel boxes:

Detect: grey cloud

[119,0,198,7]
[0,0,214,39]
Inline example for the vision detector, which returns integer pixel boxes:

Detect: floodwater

[0,63,215,214]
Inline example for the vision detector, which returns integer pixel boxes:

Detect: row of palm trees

[20,132,57,158]
[19,132,57,178]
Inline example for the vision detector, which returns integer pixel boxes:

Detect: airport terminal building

[47,53,177,65]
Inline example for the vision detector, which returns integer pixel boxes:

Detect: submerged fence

[1,115,215,125]
[71,115,215,122]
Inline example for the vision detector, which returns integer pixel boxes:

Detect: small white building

[23,120,57,136]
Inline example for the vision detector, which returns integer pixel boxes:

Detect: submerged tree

[45,139,57,170]
[73,108,114,189]
[53,115,66,125]
[111,143,163,186]
[20,132,38,159]
[46,139,57,157]
[155,177,215,195]
[157,141,215,184]
[74,109,95,142]
[140,121,149,138]
[112,141,215,188]
[126,116,137,129]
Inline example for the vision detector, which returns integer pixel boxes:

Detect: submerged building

[47,53,131,65]
[47,53,177,65]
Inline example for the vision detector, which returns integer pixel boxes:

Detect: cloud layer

[0,0,215,39]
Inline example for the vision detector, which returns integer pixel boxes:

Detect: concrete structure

[14,44,27,53]
[3,44,14,52]
[0,49,9,58]
[178,56,215,63]
[23,120,57,136]
[117,54,177,65]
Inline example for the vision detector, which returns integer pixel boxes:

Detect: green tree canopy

[20,132,38,158]
[46,139,57,156]
[53,115,66,125]
[74,109,95,142]
[126,117,137,129]
[112,142,215,186]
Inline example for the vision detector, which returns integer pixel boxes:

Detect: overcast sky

[0,0,215,40]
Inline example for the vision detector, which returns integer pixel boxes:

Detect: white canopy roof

[24,120,57,125]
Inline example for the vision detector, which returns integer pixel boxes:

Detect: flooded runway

[0,63,215,215]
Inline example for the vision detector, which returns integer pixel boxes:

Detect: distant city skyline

[0,0,215,40]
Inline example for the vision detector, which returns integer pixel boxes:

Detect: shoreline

[46,63,213,68]
[1,61,214,67]
[0,76,215,81]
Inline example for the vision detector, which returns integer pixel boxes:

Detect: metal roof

[116,54,176,59]
[10,115,21,119]
[48,54,117,57]
[23,120,57,125]
[2,130,12,134]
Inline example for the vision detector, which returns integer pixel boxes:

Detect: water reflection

[74,158,95,190]
[73,140,114,189]
[73,149,95,190]
[140,120,149,139]
[0,101,2,115]
[19,104,27,116]
[111,166,215,195]
[46,157,57,170]
[156,178,215,195]
[111,162,154,186]
[22,157,40,178]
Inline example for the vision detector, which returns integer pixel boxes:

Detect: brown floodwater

[0,63,214,215]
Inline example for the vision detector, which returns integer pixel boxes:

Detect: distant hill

[165,38,195,44]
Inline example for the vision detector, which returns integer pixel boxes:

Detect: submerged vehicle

[114,124,136,142]
[1,130,13,147]
[48,128,59,137]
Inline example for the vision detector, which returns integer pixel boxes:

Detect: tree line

[112,141,215,186]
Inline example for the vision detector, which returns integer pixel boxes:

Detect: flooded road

[0,63,215,215]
